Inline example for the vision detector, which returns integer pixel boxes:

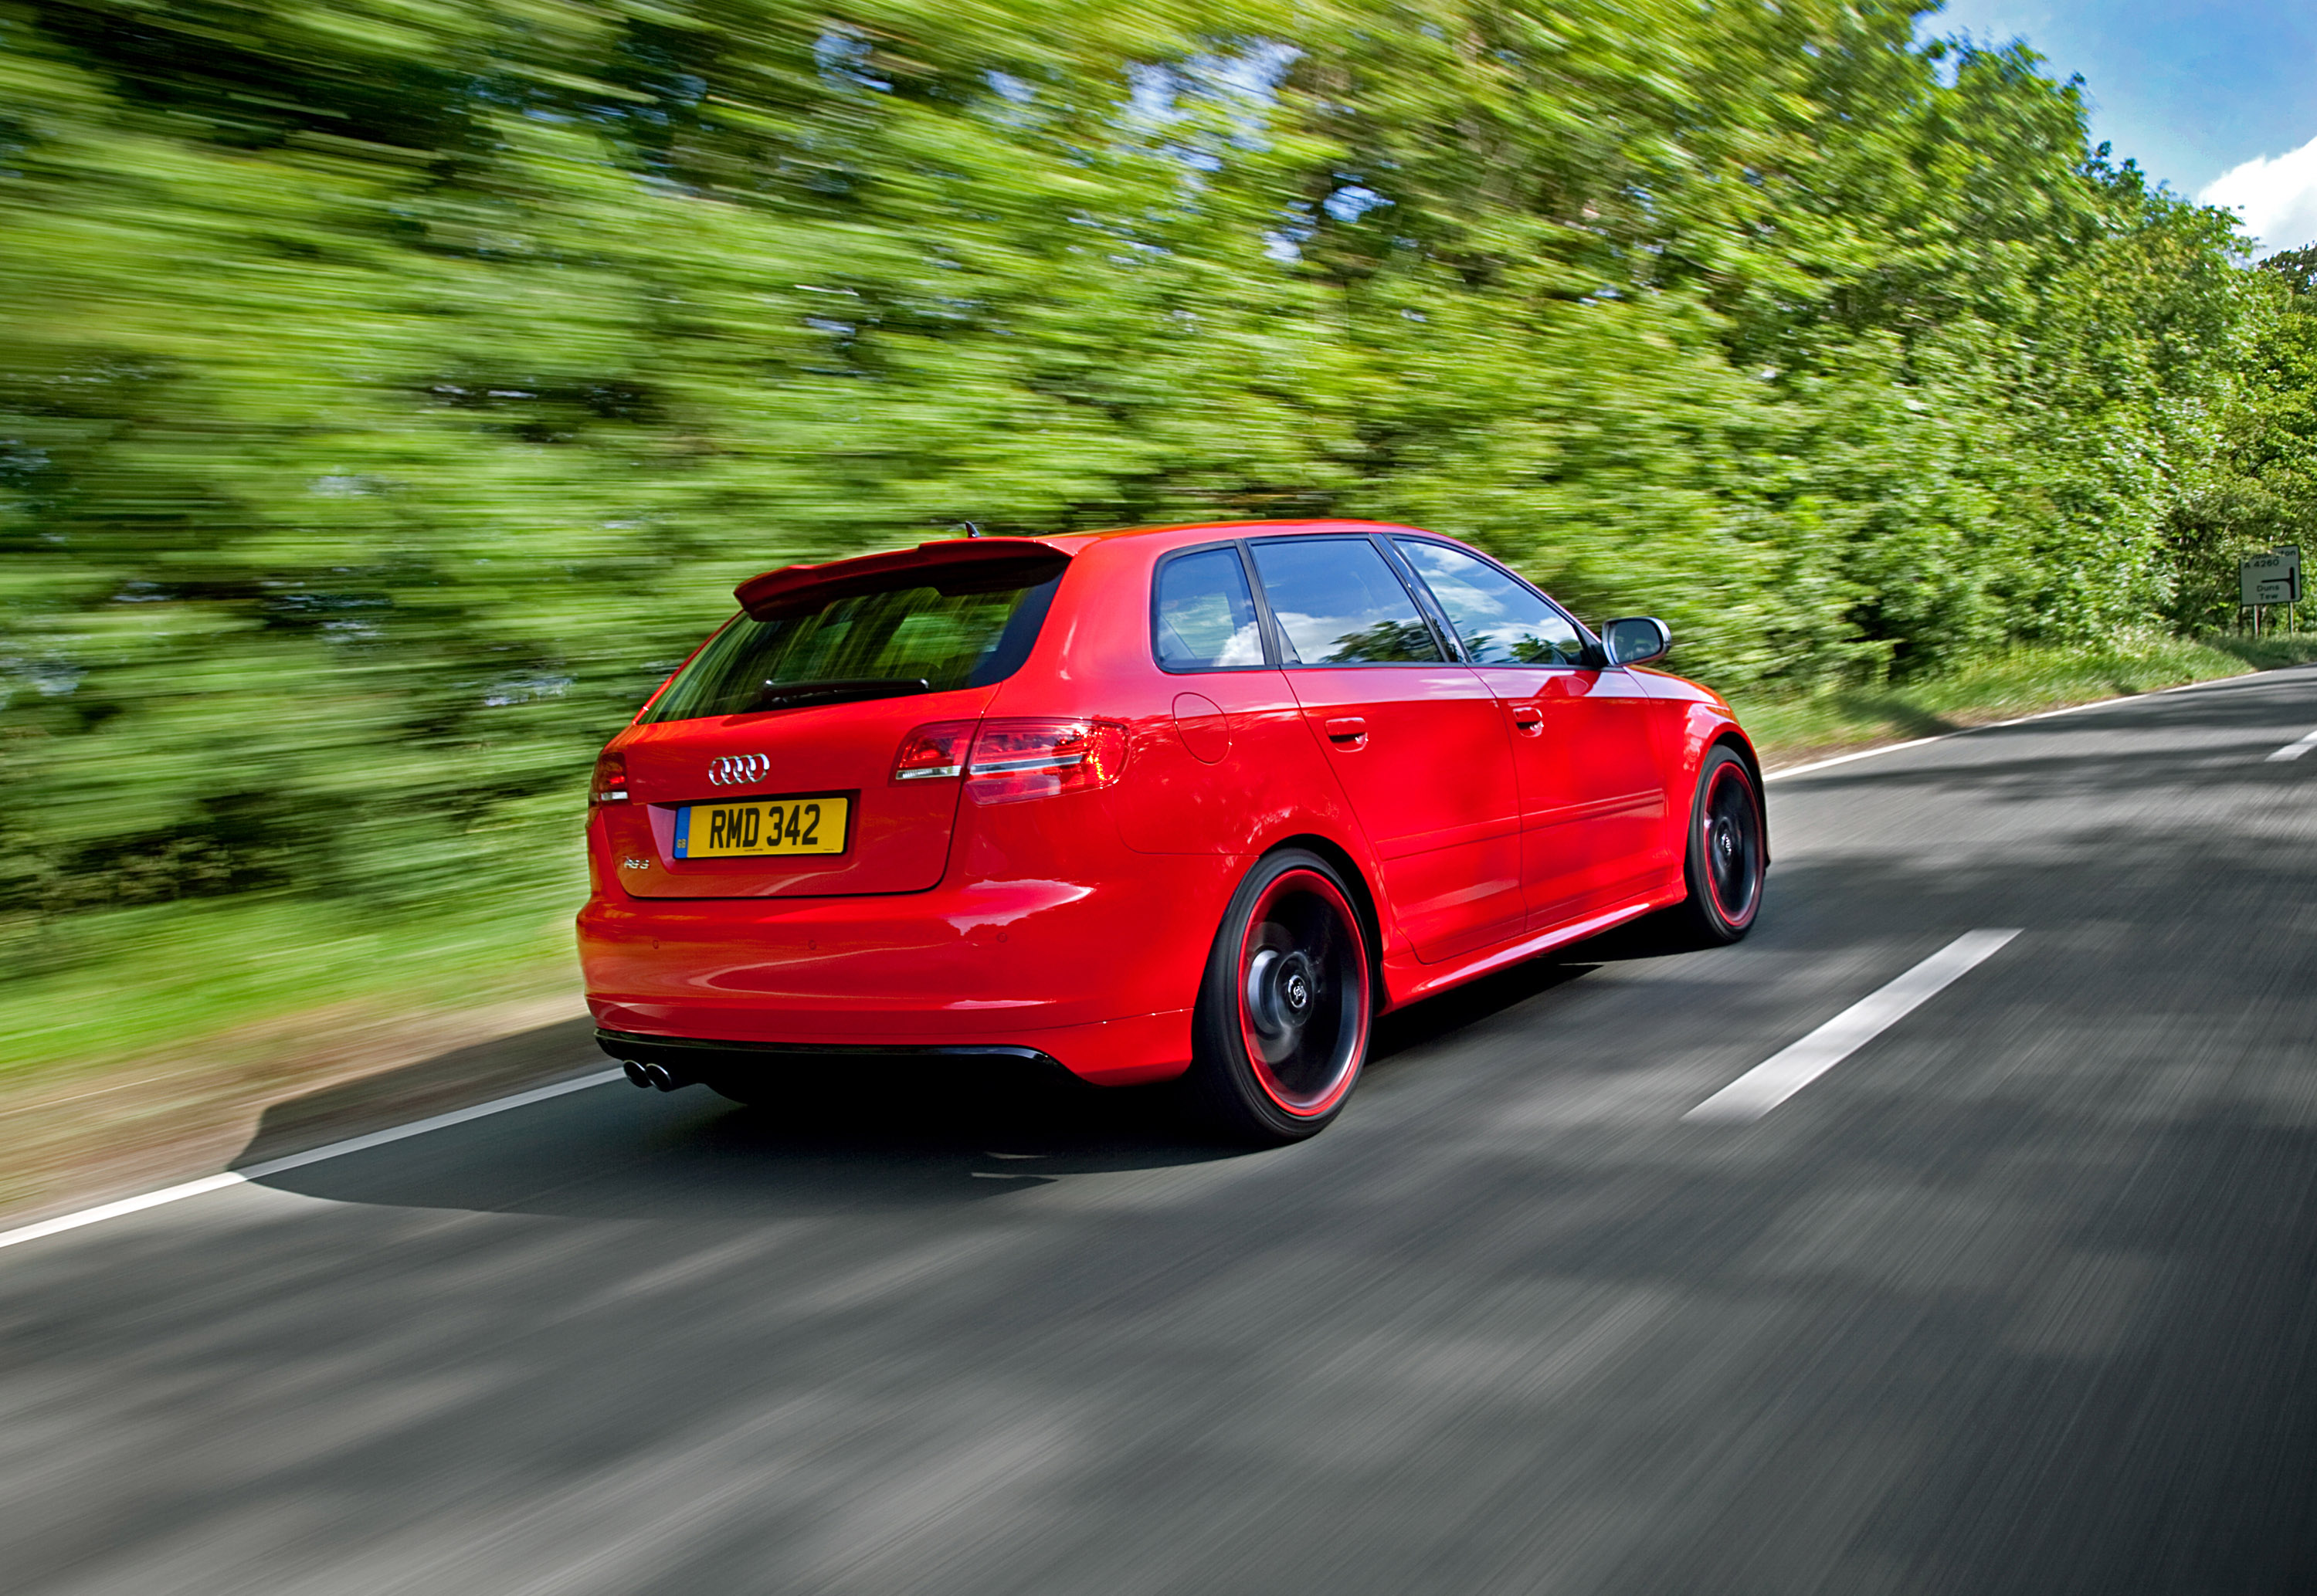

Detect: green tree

[0,0,2290,964]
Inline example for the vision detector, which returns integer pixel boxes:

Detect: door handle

[1325,716,1368,747]
[1511,705,1544,735]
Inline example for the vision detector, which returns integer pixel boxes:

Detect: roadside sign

[2241,547,2302,607]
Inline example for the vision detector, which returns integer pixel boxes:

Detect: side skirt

[1378,885,1690,1012]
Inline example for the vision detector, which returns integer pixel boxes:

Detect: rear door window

[1393,539,1586,666]
[1247,538,1445,665]
[646,568,1061,722]
[1153,547,1267,669]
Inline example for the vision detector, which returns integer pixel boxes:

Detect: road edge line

[1765,664,2317,782]
[0,1067,626,1255]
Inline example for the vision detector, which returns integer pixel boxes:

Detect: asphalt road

[10,666,2317,1595]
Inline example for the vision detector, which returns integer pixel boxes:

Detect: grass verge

[1,879,584,1085]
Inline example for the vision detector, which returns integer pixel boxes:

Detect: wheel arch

[1260,832,1388,1009]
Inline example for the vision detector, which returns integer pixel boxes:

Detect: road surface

[8,667,2317,1594]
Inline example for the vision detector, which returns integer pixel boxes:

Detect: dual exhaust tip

[620,1059,689,1093]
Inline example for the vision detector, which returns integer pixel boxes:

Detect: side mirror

[1601,616,1671,667]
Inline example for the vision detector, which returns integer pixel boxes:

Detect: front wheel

[1677,745,1766,944]
[1187,850,1372,1144]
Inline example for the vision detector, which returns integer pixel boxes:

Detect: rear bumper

[593,1015,1196,1089]
[576,865,1233,1086]
[595,1025,1175,1090]
[589,1009,1194,1089]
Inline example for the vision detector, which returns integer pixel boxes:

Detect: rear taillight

[589,750,629,805]
[965,719,1128,804]
[891,720,976,783]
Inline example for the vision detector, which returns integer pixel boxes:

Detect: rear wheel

[1187,850,1372,1144]
[1678,746,1765,944]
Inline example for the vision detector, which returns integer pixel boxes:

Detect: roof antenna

[957,520,981,539]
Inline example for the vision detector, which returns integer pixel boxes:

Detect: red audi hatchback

[578,520,1765,1141]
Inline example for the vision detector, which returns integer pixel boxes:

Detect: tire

[1677,744,1766,944]
[1186,849,1373,1144]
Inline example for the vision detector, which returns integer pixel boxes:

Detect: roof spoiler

[734,537,1070,622]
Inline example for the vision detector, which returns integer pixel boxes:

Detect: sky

[1922,1,2317,255]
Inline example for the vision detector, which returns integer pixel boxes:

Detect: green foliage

[2262,245,2317,300]
[1,0,2310,964]
[2163,244,2317,629]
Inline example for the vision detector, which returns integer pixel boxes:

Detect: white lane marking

[0,1068,626,1255]
[2266,727,2317,761]
[1684,930,2021,1123]
[1767,665,2317,782]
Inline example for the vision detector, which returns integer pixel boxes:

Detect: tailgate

[605,690,992,898]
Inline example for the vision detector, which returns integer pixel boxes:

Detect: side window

[1249,538,1446,665]
[1153,547,1266,669]
[1393,539,1585,666]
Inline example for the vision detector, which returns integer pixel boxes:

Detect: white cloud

[2200,133,2317,257]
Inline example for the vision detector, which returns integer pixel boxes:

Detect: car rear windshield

[644,563,1065,723]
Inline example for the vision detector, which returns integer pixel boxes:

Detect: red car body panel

[1278,662,1526,964]
[1468,662,1671,926]
[605,686,991,899]
[577,520,1758,1087]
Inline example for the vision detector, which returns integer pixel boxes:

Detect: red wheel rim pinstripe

[1702,761,1762,927]
[1235,868,1369,1117]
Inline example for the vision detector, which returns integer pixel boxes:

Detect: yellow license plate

[673,795,849,859]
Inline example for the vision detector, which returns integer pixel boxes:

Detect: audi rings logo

[707,753,773,787]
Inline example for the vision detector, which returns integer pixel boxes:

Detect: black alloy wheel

[1679,745,1765,944]
[1188,849,1372,1144]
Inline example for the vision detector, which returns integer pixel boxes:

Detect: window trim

[1243,533,1455,669]
[1149,539,1280,675]
[1387,534,1599,670]
[1374,535,1467,662]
